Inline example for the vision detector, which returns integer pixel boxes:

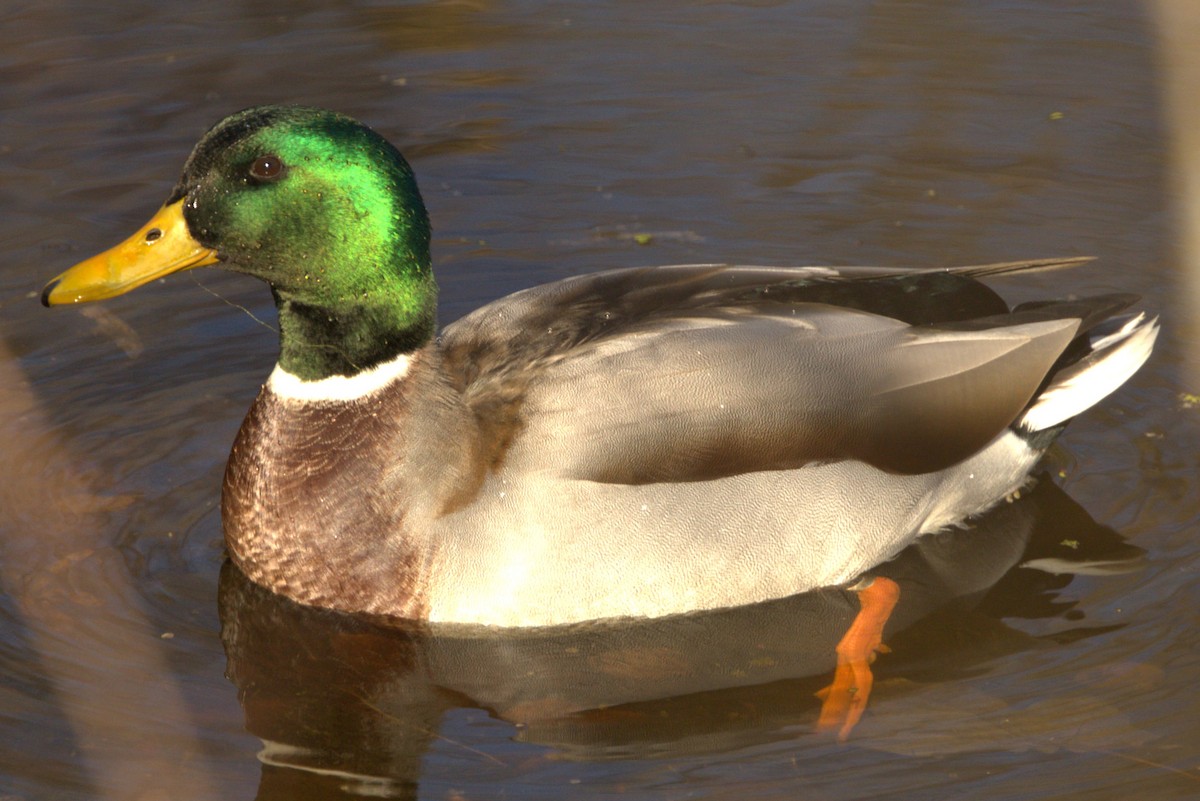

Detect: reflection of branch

[1151,0,1200,375]
[77,305,144,358]
[1094,748,1200,784]
[0,339,221,800]
[354,693,506,766]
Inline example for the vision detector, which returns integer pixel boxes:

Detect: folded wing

[438,262,1134,484]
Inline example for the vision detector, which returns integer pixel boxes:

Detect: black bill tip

[40,279,60,307]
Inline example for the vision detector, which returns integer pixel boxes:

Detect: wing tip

[947,256,1097,279]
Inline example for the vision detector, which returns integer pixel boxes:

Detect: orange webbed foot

[815,576,900,741]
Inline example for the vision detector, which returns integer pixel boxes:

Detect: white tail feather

[1018,314,1159,431]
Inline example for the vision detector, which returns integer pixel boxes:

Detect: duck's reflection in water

[219,475,1142,799]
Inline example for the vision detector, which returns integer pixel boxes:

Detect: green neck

[273,276,436,381]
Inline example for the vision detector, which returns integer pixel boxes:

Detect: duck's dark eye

[248,154,285,182]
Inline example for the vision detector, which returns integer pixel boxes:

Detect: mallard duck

[42,106,1158,628]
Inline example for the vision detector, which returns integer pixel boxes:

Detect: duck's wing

[439,260,1130,481]
[439,258,1095,377]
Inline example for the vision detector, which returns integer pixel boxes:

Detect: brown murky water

[2,1,1198,798]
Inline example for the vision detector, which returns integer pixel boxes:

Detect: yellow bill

[41,198,220,306]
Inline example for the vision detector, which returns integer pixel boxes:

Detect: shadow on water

[219,475,1142,800]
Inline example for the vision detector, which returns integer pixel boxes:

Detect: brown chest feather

[221,383,432,618]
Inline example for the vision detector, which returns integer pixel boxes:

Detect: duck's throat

[274,295,434,382]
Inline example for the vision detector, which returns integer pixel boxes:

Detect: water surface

[1,1,1197,798]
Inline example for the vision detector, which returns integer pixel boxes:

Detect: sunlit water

[1,1,1198,799]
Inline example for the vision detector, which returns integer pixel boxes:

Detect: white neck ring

[266,351,413,402]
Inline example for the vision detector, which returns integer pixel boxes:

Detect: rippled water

[2,1,1198,798]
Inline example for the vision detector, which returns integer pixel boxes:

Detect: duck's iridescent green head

[43,105,436,381]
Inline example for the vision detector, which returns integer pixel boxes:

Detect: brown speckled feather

[223,350,484,618]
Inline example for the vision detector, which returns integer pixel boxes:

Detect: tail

[943,258,1159,433]
[844,256,1158,435]
[1018,311,1159,432]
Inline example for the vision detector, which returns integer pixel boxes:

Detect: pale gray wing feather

[508,306,1078,481]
